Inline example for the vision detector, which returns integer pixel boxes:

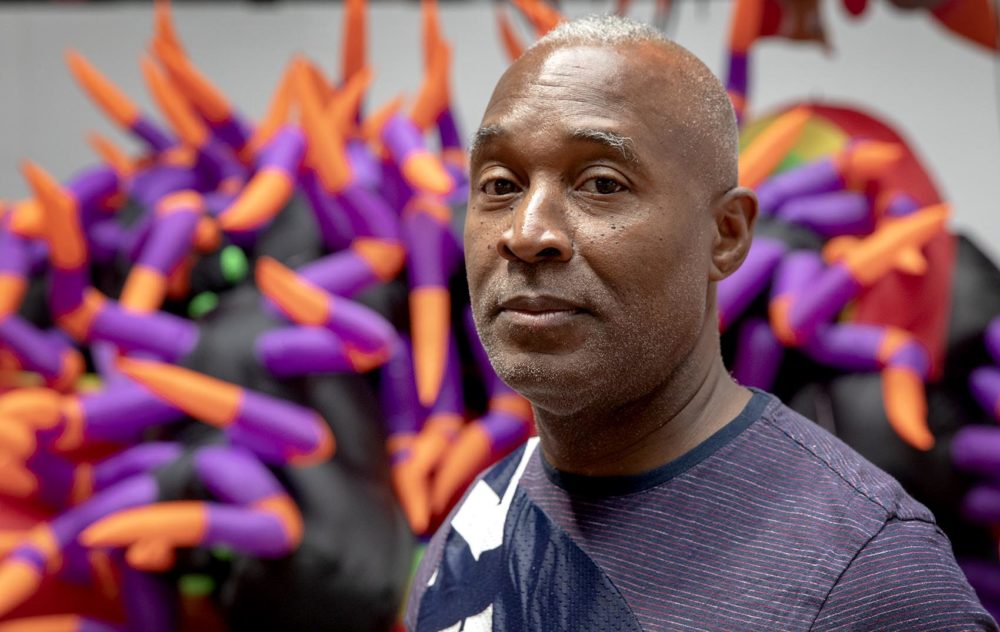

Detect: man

[406,15,995,631]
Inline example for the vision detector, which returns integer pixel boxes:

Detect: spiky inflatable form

[0,1,533,629]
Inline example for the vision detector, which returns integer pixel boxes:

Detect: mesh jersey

[406,390,997,631]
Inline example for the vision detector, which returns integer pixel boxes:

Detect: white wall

[0,1,997,257]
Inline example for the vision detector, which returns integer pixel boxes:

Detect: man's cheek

[466,251,494,296]
[463,237,493,285]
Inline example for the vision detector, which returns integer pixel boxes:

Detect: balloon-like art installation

[0,0,534,629]
[0,0,997,628]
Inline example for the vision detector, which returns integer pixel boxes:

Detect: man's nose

[496,184,572,264]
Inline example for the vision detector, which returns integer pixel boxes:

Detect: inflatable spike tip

[882,367,934,451]
[402,153,454,196]
[392,465,432,534]
[288,422,336,466]
[410,287,451,407]
[431,425,492,513]
[0,560,43,618]
[254,256,330,326]
[116,357,241,427]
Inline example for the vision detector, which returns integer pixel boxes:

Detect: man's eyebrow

[569,128,637,163]
[468,125,638,163]
[469,125,506,159]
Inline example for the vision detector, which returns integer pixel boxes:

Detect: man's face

[465,43,719,416]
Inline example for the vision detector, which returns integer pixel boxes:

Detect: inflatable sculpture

[716,0,1000,615]
[731,103,1000,618]
[0,0,534,629]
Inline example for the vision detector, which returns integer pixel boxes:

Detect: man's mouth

[497,295,586,326]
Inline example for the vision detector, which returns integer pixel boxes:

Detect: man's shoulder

[403,439,541,630]
[750,391,933,523]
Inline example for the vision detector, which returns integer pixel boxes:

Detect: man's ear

[709,187,758,282]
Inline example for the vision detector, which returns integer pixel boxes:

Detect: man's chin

[491,350,599,415]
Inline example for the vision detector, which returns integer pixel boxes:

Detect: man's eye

[484,179,519,196]
[582,177,626,195]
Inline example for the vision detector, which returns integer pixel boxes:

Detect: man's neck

[534,325,751,478]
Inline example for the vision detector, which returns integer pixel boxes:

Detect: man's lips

[496,295,587,325]
[499,295,585,313]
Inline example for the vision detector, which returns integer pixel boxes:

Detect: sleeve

[811,517,998,631]
[403,521,450,631]
[403,469,484,631]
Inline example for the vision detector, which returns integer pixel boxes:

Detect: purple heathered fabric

[407,392,996,630]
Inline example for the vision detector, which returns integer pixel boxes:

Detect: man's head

[465,16,756,418]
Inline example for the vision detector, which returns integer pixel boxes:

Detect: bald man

[405,15,995,631]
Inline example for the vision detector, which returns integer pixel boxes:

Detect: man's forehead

[487,44,654,112]
[470,37,738,198]
[481,43,689,135]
